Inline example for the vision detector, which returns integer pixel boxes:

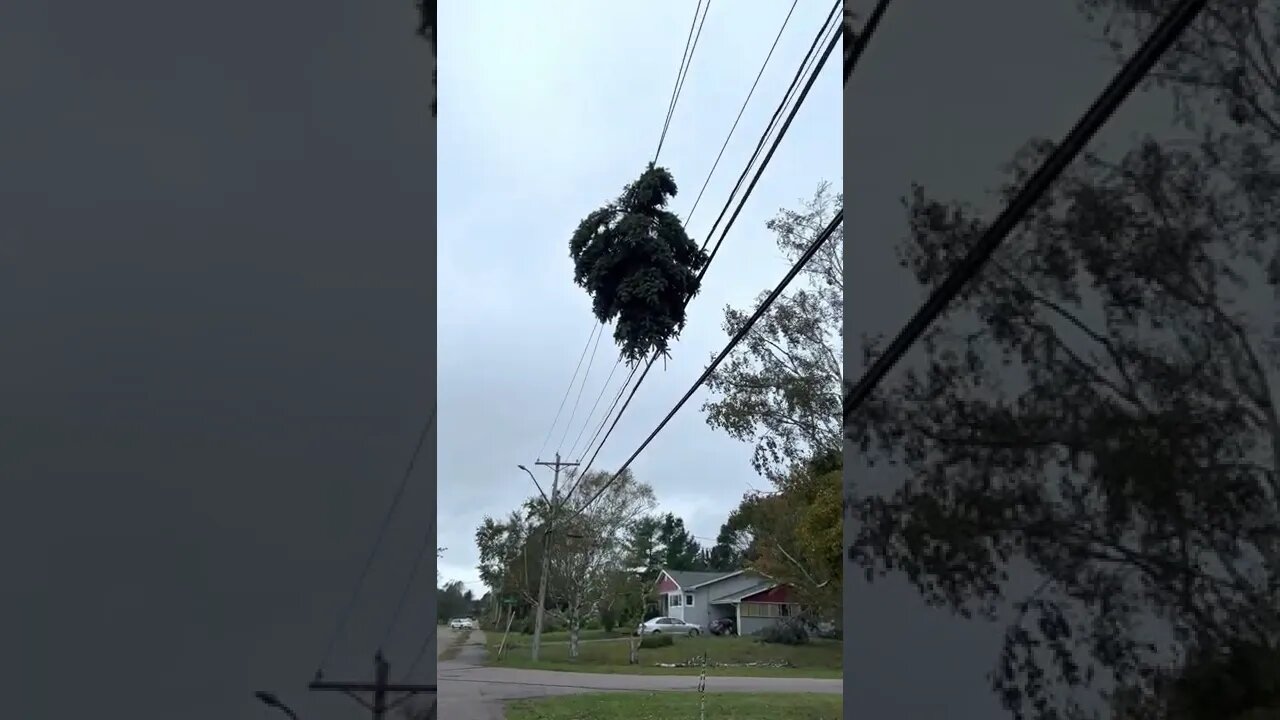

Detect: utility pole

[309,651,436,720]
[530,452,579,662]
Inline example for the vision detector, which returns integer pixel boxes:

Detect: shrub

[759,622,810,646]
[599,607,617,633]
[640,634,675,649]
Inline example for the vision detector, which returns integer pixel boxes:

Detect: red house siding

[742,585,792,603]
[655,574,679,593]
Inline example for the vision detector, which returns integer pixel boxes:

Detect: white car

[636,616,702,636]
[449,617,475,630]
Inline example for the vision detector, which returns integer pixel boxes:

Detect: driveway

[436,629,841,719]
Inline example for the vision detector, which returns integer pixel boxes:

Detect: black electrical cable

[845,0,894,85]
[570,209,844,520]
[684,0,800,225]
[655,0,712,163]
[555,318,605,455]
[535,322,599,461]
[842,0,1207,423]
[314,407,437,678]
[565,9,843,506]
[564,358,622,462]
[379,517,436,652]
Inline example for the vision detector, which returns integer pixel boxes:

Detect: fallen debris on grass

[652,658,795,669]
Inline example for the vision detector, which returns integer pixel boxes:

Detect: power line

[555,318,605,455]
[537,0,713,467]
[841,0,1206,422]
[845,0,894,85]
[535,322,599,461]
[379,517,437,653]
[558,0,785,467]
[657,0,701,157]
[655,0,712,164]
[570,209,843,521]
[573,362,639,468]
[694,0,840,258]
[401,626,438,683]
[684,0,800,226]
[564,4,843,505]
[696,7,839,287]
[569,355,656,503]
[564,357,622,462]
[315,406,437,679]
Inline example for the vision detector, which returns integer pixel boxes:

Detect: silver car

[636,616,702,636]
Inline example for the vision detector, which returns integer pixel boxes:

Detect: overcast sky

[1,1,434,719]
[436,1,842,593]
[846,0,1181,717]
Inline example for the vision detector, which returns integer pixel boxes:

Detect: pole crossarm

[307,652,435,719]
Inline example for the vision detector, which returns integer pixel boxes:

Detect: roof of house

[710,581,776,604]
[661,569,743,589]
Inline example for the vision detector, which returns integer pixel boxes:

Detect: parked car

[449,617,475,630]
[708,618,736,636]
[636,616,702,636]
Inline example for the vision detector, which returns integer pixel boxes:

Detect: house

[653,568,801,636]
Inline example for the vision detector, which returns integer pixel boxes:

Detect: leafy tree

[623,512,703,574]
[541,469,655,658]
[474,512,528,623]
[436,580,470,624]
[1112,639,1280,720]
[416,0,435,117]
[569,165,708,364]
[658,513,705,571]
[845,2,1280,717]
[623,515,663,576]
[722,451,843,629]
[620,512,714,621]
[708,494,770,570]
[703,182,843,479]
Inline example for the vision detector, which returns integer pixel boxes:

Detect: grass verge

[505,692,841,719]
[536,628,632,643]
[439,627,471,661]
[486,634,841,679]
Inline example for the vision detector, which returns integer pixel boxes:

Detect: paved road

[436,625,453,656]
[436,628,841,719]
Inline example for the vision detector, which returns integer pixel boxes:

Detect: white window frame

[670,592,683,607]
[684,593,695,607]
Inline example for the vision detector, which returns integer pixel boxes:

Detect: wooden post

[496,607,516,660]
[698,651,707,720]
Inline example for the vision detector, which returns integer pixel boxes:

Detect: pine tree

[569,164,708,364]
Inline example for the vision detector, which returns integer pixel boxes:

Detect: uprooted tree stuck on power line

[569,164,709,365]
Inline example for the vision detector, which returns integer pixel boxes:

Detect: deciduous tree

[542,469,655,658]
[845,3,1280,716]
[722,451,843,629]
[475,512,528,622]
[703,182,843,479]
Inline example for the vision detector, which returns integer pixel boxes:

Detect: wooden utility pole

[529,452,578,661]
[309,651,435,720]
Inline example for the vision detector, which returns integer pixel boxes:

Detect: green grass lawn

[487,633,841,678]
[536,628,632,643]
[505,692,841,719]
